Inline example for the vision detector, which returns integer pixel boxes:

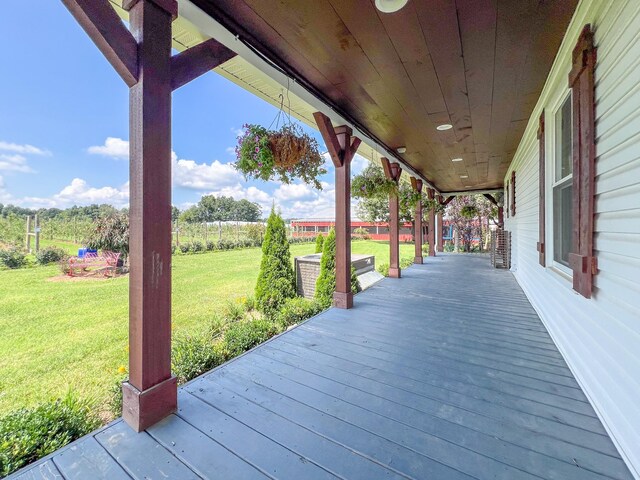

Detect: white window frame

[548,90,573,277]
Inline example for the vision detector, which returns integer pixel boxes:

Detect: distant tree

[171,205,180,222]
[179,206,201,224]
[446,195,495,252]
[314,234,324,254]
[255,208,296,315]
[85,212,129,258]
[233,199,261,222]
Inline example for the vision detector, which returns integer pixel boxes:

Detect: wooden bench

[67,251,121,277]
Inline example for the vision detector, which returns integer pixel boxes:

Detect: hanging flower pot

[234,123,326,189]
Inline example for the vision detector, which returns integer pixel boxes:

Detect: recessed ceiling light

[375,0,409,13]
[460,175,468,178]
[396,147,407,154]
[452,158,463,162]
[437,124,453,131]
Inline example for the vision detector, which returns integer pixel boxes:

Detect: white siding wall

[504,1,640,477]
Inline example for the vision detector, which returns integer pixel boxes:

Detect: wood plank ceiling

[192,0,578,193]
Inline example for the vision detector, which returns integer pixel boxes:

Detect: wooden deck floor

[11,254,633,480]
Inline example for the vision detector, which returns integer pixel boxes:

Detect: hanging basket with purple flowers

[234,123,326,189]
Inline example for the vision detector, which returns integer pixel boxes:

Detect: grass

[0,240,414,417]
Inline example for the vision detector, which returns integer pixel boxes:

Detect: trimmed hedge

[0,247,26,269]
[274,297,322,329]
[35,246,67,265]
[0,392,100,477]
[314,235,324,253]
[224,319,279,358]
[172,332,227,384]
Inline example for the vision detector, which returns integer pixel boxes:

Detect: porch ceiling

[190,0,577,193]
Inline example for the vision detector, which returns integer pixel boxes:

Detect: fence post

[34,214,40,252]
[25,216,32,252]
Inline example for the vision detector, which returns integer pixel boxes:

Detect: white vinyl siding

[504,0,640,478]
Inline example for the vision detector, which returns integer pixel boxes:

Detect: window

[552,94,573,268]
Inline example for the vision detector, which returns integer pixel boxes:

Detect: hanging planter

[351,168,398,199]
[234,123,326,189]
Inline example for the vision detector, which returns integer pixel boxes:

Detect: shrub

[35,246,66,265]
[0,246,26,269]
[274,297,323,329]
[351,265,361,293]
[108,375,126,417]
[315,228,337,308]
[314,235,324,253]
[255,209,296,315]
[85,212,129,258]
[422,243,430,254]
[352,227,371,240]
[444,242,455,253]
[172,332,227,384]
[190,240,205,253]
[0,392,100,477]
[400,257,413,269]
[206,240,216,251]
[223,299,246,323]
[179,243,191,254]
[243,295,257,312]
[224,319,278,358]
[377,263,390,277]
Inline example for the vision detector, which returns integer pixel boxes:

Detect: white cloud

[0,141,51,156]
[273,183,316,201]
[0,154,34,173]
[88,137,129,159]
[205,183,273,215]
[352,153,370,175]
[173,158,242,190]
[53,178,129,207]
[87,137,243,191]
[3,178,130,209]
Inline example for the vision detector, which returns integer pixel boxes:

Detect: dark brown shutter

[537,113,545,266]
[568,24,597,298]
[510,170,516,216]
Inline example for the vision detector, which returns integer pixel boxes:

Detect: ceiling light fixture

[452,157,463,162]
[375,0,409,13]
[437,124,453,131]
[460,175,468,178]
[396,147,407,154]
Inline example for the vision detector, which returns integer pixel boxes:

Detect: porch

[12,254,632,480]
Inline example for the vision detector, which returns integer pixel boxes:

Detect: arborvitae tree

[314,234,325,253]
[255,208,296,315]
[315,228,360,308]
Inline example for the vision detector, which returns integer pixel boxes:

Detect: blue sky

[0,2,368,218]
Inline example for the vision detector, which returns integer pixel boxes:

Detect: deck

[10,254,633,480]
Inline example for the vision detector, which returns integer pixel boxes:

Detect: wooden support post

[427,188,436,257]
[436,196,443,253]
[410,177,423,264]
[63,0,238,432]
[382,158,402,277]
[498,206,504,228]
[314,112,361,308]
[120,0,178,432]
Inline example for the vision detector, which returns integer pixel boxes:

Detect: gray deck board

[8,254,633,480]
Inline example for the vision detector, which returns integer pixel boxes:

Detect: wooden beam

[313,113,361,308]
[412,178,423,264]
[61,0,139,87]
[121,0,177,432]
[483,193,499,206]
[171,38,237,91]
[441,195,455,207]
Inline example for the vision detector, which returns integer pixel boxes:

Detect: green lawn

[0,240,414,417]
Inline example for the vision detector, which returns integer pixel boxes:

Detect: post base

[333,291,353,309]
[122,376,177,432]
[414,256,423,264]
[389,267,401,278]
